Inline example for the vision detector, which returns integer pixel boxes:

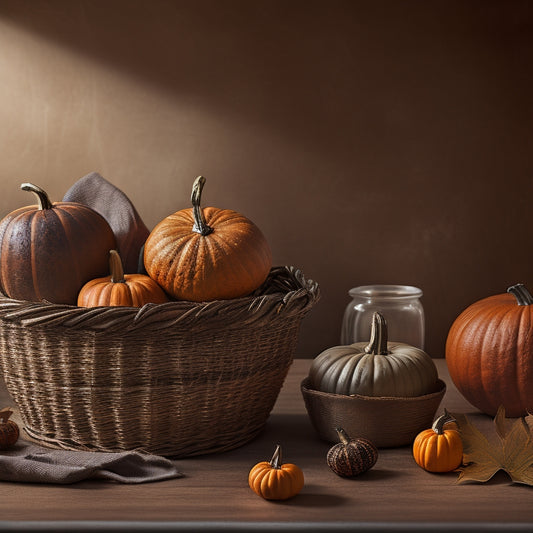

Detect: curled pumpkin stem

[269,444,282,469]
[364,312,390,355]
[109,250,126,284]
[507,284,533,306]
[21,183,53,210]
[191,176,214,237]
[432,409,455,435]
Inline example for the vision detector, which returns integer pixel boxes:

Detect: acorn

[326,427,378,478]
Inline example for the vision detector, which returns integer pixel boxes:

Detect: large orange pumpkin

[445,283,533,417]
[143,176,272,302]
[0,183,116,305]
[78,249,169,308]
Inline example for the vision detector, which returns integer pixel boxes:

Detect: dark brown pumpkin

[0,407,19,449]
[326,427,378,477]
[0,183,116,305]
[143,176,272,302]
[445,283,533,417]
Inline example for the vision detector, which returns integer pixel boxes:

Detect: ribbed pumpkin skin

[412,427,462,473]
[78,274,169,307]
[248,461,304,500]
[327,435,378,477]
[445,293,533,417]
[144,206,272,302]
[0,201,116,305]
[309,343,438,397]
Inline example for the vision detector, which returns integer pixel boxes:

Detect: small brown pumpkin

[412,410,463,473]
[0,183,116,305]
[446,283,533,417]
[248,445,304,500]
[326,427,378,477]
[143,176,272,302]
[77,249,169,307]
[0,407,19,449]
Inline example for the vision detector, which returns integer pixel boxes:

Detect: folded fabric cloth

[63,171,150,274]
[0,441,183,484]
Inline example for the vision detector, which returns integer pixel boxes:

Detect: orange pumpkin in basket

[143,176,272,302]
[78,249,169,307]
[0,183,116,305]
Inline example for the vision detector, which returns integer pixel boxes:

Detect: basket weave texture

[0,266,319,458]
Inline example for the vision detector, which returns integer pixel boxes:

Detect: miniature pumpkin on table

[0,183,116,305]
[77,250,169,308]
[412,410,463,473]
[143,176,272,302]
[309,311,438,397]
[446,283,533,417]
[0,407,19,449]
[327,427,378,477]
[248,445,304,500]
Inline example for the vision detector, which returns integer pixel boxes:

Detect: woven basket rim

[301,376,446,402]
[0,265,320,332]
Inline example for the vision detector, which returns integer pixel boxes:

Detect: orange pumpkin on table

[445,283,533,417]
[78,249,168,308]
[248,445,304,500]
[412,410,463,473]
[143,176,272,302]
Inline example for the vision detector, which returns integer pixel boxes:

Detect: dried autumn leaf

[451,406,533,486]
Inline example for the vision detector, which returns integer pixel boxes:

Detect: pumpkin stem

[269,444,283,469]
[109,250,126,283]
[191,176,214,237]
[335,427,351,445]
[432,409,455,435]
[20,183,53,210]
[364,312,389,355]
[507,284,533,306]
[0,408,13,424]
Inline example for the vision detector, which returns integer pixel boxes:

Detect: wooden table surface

[0,358,532,532]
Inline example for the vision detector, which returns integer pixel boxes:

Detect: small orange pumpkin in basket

[78,249,169,307]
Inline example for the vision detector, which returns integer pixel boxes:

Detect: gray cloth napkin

[0,441,183,484]
[63,171,150,274]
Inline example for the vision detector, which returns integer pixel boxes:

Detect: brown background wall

[0,0,531,358]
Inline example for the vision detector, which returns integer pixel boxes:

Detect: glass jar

[341,285,425,349]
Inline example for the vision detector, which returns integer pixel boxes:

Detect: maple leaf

[451,406,533,486]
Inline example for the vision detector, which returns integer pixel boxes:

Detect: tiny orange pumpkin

[248,445,304,500]
[412,410,463,473]
[77,249,169,308]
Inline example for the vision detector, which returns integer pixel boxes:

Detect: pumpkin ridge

[209,230,256,278]
[27,212,41,301]
[481,306,518,413]
[387,353,410,396]
[52,207,85,295]
[163,234,199,296]
[517,308,533,412]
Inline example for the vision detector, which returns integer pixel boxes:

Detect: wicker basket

[0,266,319,458]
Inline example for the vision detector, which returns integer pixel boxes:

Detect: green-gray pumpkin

[309,312,438,397]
